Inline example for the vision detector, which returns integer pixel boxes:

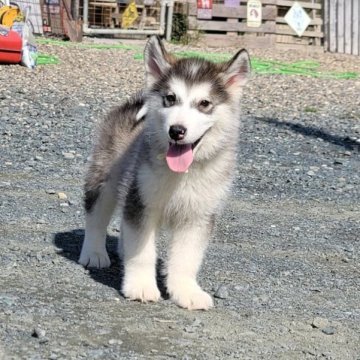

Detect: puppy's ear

[222,49,251,91]
[144,36,172,87]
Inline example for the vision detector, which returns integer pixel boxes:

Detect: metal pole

[83,0,89,27]
[166,0,174,41]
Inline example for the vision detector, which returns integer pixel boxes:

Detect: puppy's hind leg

[79,180,117,268]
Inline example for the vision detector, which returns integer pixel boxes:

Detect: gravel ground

[0,39,359,360]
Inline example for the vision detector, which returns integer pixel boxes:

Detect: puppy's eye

[164,93,176,107]
[199,100,211,108]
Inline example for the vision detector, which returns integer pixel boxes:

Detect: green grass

[35,38,359,80]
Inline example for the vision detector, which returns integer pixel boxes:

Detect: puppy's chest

[138,164,230,220]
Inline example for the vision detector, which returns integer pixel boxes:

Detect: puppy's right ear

[144,36,172,87]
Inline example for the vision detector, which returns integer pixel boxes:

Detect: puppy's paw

[78,248,111,268]
[122,275,160,303]
[168,281,214,310]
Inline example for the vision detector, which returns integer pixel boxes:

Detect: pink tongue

[166,143,193,173]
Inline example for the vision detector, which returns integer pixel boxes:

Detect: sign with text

[247,0,262,28]
[284,1,311,37]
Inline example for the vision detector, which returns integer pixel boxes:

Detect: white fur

[161,79,215,145]
[121,219,160,302]
[80,37,250,310]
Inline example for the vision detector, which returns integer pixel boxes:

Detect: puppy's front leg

[167,221,214,310]
[121,217,160,303]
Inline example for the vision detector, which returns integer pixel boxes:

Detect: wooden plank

[337,0,345,53]
[276,42,324,53]
[344,0,352,54]
[188,17,276,33]
[323,0,329,51]
[188,4,276,20]
[276,16,323,26]
[276,0,322,10]
[328,0,337,52]
[196,33,276,48]
[276,27,323,38]
[352,0,359,55]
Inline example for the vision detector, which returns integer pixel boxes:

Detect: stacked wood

[187,0,323,50]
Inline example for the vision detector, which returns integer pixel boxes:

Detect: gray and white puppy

[79,36,250,310]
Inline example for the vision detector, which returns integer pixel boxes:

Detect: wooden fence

[186,0,323,49]
[324,0,360,56]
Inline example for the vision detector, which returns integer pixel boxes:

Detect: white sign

[284,2,311,37]
[247,0,262,28]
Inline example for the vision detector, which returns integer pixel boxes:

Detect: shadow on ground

[53,229,168,298]
[257,117,359,151]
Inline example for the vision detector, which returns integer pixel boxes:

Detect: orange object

[0,6,20,27]
[0,28,22,64]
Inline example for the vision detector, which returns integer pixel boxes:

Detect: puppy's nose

[169,125,187,141]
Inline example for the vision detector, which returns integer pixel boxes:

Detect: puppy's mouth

[166,136,203,173]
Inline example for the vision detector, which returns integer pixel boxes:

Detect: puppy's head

[143,36,250,173]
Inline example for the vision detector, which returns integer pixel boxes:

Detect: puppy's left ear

[144,36,173,88]
[222,49,251,90]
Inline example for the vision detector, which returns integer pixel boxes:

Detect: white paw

[122,275,160,303]
[78,248,111,268]
[168,281,214,310]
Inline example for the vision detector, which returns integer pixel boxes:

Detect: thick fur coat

[79,37,250,310]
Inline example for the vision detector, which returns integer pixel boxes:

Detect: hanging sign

[247,0,262,28]
[197,0,212,20]
[284,1,311,37]
[121,0,138,29]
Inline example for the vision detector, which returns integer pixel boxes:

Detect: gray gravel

[0,39,359,360]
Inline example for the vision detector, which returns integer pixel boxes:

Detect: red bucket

[0,27,22,64]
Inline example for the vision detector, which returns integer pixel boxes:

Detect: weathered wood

[188,3,276,20]
[337,0,345,53]
[276,0,321,10]
[276,16,323,26]
[344,0,352,54]
[328,0,337,52]
[352,0,359,55]
[186,0,325,50]
[188,17,276,33]
[196,33,276,48]
[276,28,323,39]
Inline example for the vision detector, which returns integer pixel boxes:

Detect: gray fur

[79,37,250,310]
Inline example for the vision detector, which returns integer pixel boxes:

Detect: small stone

[311,317,329,329]
[214,285,229,299]
[333,159,343,165]
[46,189,56,194]
[63,152,75,160]
[60,203,69,207]
[307,171,315,176]
[322,327,336,335]
[343,151,351,156]
[108,339,123,345]
[35,156,43,161]
[57,192,67,200]
[32,327,46,338]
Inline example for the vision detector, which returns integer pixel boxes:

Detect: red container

[0,28,22,64]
